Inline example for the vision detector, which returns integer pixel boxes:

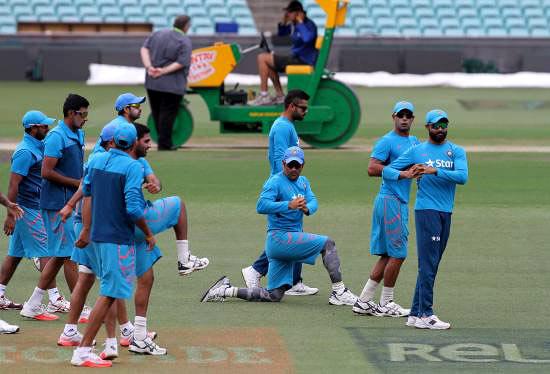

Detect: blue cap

[114,93,146,112]
[392,101,414,114]
[283,146,305,165]
[22,110,56,128]
[114,122,137,149]
[99,123,117,142]
[425,109,449,124]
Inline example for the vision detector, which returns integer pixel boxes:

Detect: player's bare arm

[367,158,386,177]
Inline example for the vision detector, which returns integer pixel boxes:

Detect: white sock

[359,279,379,302]
[332,281,345,294]
[48,287,61,302]
[76,346,92,354]
[380,286,394,306]
[64,323,78,335]
[224,287,238,297]
[29,287,46,306]
[105,337,117,347]
[120,321,133,336]
[134,316,147,341]
[176,240,190,264]
[0,284,6,297]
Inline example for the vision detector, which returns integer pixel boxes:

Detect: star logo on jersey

[425,159,435,167]
[431,236,441,242]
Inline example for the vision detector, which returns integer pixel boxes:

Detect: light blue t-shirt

[267,116,299,175]
[382,141,468,213]
[371,131,419,204]
[11,133,44,210]
[256,172,318,232]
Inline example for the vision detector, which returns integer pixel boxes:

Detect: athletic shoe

[128,336,167,355]
[78,305,92,323]
[328,288,358,306]
[200,276,230,302]
[284,282,319,296]
[0,319,20,334]
[99,342,118,360]
[414,315,451,330]
[241,266,261,288]
[406,316,418,327]
[178,255,209,276]
[120,329,157,347]
[71,350,112,368]
[32,257,41,271]
[58,329,83,346]
[249,94,276,106]
[46,295,70,313]
[272,95,285,105]
[20,302,59,321]
[376,301,410,317]
[352,299,382,316]
[0,295,23,310]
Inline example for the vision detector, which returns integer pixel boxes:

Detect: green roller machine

[148,0,361,148]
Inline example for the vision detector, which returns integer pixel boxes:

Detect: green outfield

[0,83,549,373]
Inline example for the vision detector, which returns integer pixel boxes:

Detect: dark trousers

[252,250,303,286]
[410,209,452,317]
[147,89,182,149]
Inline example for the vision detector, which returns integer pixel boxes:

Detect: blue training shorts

[265,230,328,290]
[8,206,48,259]
[70,221,100,275]
[96,242,136,299]
[370,194,409,259]
[42,209,76,258]
[134,197,180,276]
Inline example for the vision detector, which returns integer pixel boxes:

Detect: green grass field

[0,83,549,373]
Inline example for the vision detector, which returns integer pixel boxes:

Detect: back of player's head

[133,123,150,140]
[284,89,310,109]
[174,15,191,30]
[63,94,89,117]
[114,122,137,150]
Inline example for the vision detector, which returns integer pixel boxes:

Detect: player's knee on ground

[321,238,342,283]
[237,286,287,302]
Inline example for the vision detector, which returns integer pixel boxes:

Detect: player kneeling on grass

[202,147,357,305]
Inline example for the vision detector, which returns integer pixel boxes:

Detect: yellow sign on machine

[188,43,238,88]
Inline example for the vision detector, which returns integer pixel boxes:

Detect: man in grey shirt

[141,15,192,150]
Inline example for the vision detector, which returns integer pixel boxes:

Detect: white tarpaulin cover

[87,63,550,88]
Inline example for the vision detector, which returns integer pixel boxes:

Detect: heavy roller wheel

[301,79,361,148]
[147,104,194,148]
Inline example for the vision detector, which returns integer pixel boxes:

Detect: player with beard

[382,109,468,329]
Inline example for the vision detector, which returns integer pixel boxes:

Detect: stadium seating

[0,0,257,35]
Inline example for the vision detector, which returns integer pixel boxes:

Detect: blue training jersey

[83,148,146,244]
[382,140,468,213]
[256,172,318,232]
[11,133,44,210]
[267,116,299,175]
[371,130,419,204]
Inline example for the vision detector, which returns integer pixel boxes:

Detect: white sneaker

[200,276,230,302]
[0,295,23,310]
[128,336,167,355]
[46,295,70,313]
[352,299,381,316]
[100,341,119,360]
[178,255,209,276]
[285,282,319,296]
[377,301,410,317]
[58,329,83,346]
[79,305,92,323]
[415,315,451,330]
[406,316,418,327]
[120,329,157,347]
[71,349,112,368]
[249,94,275,106]
[0,319,20,334]
[20,302,59,321]
[328,288,358,306]
[241,266,261,288]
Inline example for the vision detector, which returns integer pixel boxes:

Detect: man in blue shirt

[353,101,420,318]
[382,109,468,330]
[242,90,318,297]
[71,123,158,367]
[0,111,53,313]
[20,94,89,321]
[250,1,318,105]
[202,147,357,305]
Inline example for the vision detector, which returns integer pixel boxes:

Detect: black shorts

[273,53,305,73]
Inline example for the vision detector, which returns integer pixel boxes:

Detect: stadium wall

[2,34,550,81]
